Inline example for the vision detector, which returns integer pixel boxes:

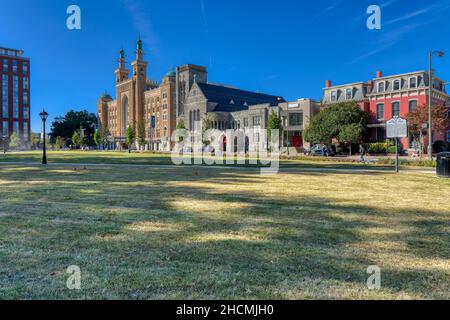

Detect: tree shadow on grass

[0,165,449,299]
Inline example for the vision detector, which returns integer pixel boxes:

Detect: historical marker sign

[386,117,408,138]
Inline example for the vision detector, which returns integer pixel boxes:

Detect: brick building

[323,70,450,151]
[97,39,177,151]
[0,47,30,143]
[98,39,319,151]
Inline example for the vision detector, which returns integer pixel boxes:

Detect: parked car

[304,144,336,157]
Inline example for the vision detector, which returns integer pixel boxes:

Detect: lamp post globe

[39,110,49,165]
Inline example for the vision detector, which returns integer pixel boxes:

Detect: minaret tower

[131,37,148,129]
[115,48,129,83]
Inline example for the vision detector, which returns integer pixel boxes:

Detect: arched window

[122,95,129,135]
[393,80,401,91]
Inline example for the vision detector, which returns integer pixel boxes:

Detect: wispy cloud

[380,0,400,8]
[348,1,450,65]
[314,0,343,19]
[353,0,399,22]
[200,0,209,36]
[384,4,440,26]
[347,22,426,65]
[122,0,160,57]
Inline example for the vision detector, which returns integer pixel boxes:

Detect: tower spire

[136,36,143,60]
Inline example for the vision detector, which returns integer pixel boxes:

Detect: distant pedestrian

[359,143,366,162]
[321,144,326,157]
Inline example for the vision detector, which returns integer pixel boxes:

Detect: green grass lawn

[0,154,448,299]
[0,151,401,171]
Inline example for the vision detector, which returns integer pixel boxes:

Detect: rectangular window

[331,91,337,102]
[13,76,19,118]
[346,88,352,100]
[376,103,384,120]
[3,59,8,72]
[392,102,400,117]
[23,106,29,119]
[409,100,418,113]
[393,80,400,91]
[243,118,249,128]
[253,116,261,126]
[13,121,19,135]
[23,123,28,141]
[23,77,29,90]
[447,131,450,143]
[2,121,8,136]
[12,60,17,73]
[2,75,8,117]
[23,92,28,105]
[23,62,28,75]
[288,113,303,126]
[409,77,417,88]
[378,82,385,93]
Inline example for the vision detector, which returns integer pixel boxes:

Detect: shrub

[387,144,402,154]
[366,142,389,154]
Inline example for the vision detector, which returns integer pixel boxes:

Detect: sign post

[386,117,408,173]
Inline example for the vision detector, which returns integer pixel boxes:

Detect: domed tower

[97,92,113,131]
[163,68,176,85]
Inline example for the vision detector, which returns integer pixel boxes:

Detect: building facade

[323,70,450,150]
[98,40,179,151]
[0,47,30,143]
[98,40,320,151]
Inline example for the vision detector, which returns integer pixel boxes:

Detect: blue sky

[1,0,450,132]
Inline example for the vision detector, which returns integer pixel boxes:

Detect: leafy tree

[71,130,80,149]
[50,110,97,145]
[338,123,364,155]
[175,119,186,143]
[304,102,370,147]
[9,133,21,149]
[176,119,185,130]
[267,110,283,147]
[201,114,213,145]
[93,130,101,148]
[101,127,111,148]
[407,103,449,153]
[30,132,41,150]
[55,136,62,150]
[125,124,136,153]
[137,122,147,150]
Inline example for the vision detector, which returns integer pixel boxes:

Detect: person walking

[359,143,366,162]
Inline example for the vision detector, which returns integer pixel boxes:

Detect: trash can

[436,152,450,178]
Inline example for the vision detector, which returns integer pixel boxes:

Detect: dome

[164,69,176,78]
[100,92,112,100]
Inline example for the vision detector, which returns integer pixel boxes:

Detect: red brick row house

[323,70,450,152]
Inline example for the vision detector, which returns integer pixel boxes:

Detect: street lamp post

[39,109,49,165]
[428,50,445,160]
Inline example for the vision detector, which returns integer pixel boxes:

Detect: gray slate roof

[197,83,285,112]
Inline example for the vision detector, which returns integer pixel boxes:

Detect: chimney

[325,80,332,88]
[376,70,383,78]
